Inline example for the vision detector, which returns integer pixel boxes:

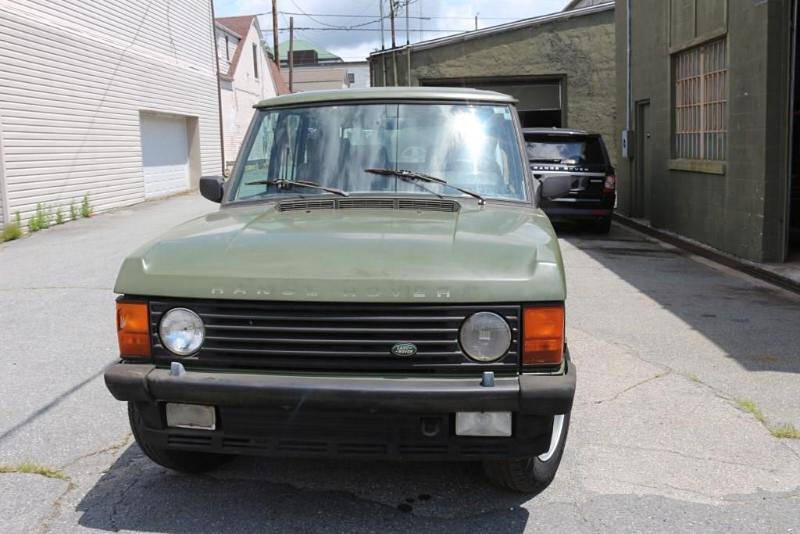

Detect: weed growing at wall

[80,194,93,218]
[28,203,52,232]
[1,212,23,242]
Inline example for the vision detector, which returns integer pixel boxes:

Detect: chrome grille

[149,300,519,373]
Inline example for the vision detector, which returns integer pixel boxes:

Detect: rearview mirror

[539,174,574,200]
[200,176,225,203]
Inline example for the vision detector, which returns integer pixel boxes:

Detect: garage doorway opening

[420,76,564,128]
[138,112,200,200]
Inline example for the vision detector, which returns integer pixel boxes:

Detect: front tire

[482,413,570,494]
[593,216,612,234]
[128,402,234,473]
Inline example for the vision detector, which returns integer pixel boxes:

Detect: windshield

[230,103,528,202]
[525,135,606,165]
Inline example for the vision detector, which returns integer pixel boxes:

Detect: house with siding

[0,0,222,230]
[277,39,369,93]
[215,15,288,170]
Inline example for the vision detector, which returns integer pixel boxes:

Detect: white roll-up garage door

[139,114,190,199]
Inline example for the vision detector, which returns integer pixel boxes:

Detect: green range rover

[105,87,576,494]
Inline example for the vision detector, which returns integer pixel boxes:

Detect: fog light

[165,403,216,430]
[455,412,511,437]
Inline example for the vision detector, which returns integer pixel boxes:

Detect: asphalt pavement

[0,194,798,533]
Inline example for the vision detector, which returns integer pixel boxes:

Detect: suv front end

[104,87,576,493]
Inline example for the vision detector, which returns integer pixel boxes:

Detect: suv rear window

[525,135,606,166]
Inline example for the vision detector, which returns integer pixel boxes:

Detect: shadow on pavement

[76,445,532,533]
[556,222,800,374]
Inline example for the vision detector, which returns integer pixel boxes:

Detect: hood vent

[338,199,396,210]
[276,200,336,212]
[398,199,460,212]
[277,198,460,213]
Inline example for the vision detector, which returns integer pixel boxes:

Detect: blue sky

[215,0,570,61]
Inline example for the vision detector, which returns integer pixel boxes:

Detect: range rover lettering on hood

[114,203,566,303]
[208,285,454,299]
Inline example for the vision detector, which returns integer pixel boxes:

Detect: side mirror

[539,174,574,200]
[200,176,225,203]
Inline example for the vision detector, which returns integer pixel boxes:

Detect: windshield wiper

[529,158,564,163]
[364,168,485,205]
[245,179,349,197]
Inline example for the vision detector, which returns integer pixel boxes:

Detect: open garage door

[139,113,190,199]
[420,77,563,128]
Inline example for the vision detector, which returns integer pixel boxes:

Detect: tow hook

[420,418,441,437]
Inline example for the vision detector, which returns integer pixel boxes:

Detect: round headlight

[159,308,204,355]
[459,312,512,362]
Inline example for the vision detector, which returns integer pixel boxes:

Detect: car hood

[115,200,566,303]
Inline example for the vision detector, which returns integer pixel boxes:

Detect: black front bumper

[106,359,575,460]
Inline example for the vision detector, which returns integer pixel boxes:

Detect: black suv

[524,128,616,233]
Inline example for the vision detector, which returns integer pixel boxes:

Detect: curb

[613,214,800,296]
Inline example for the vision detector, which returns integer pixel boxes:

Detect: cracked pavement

[1,194,799,533]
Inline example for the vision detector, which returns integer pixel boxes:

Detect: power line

[286,0,351,29]
[266,27,472,32]
[251,11,518,21]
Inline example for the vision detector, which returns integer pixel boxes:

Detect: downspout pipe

[626,0,631,133]
[210,0,225,175]
[626,0,633,213]
[784,0,798,260]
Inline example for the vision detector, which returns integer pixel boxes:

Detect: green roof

[278,39,340,61]
[255,87,517,108]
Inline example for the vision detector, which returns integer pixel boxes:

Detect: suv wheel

[482,413,570,494]
[128,402,234,473]
[593,216,612,234]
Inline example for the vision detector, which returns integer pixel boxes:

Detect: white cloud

[215,0,570,61]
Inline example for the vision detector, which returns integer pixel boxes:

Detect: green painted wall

[370,9,617,166]
[615,0,793,262]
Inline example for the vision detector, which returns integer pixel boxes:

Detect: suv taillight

[603,175,616,192]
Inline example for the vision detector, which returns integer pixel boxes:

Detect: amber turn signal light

[522,305,564,366]
[117,301,151,358]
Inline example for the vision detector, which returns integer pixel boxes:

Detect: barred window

[673,38,727,161]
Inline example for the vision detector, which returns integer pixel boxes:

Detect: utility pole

[405,0,411,86]
[405,0,410,45]
[271,0,279,66]
[389,0,396,48]
[475,13,478,31]
[288,16,294,92]
[379,0,387,86]
[389,0,397,86]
